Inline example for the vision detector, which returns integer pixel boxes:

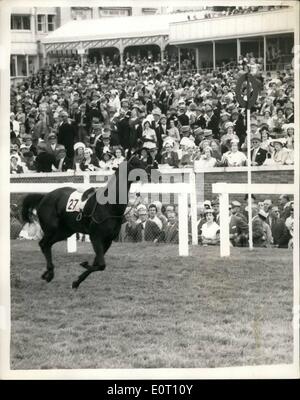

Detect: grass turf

[10,240,293,369]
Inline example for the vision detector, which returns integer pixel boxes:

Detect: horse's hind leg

[39,234,55,282]
[40,229,70,282]
[72,237,110,289]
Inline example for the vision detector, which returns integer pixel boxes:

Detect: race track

[10,240,293,369]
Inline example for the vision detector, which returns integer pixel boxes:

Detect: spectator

[200,208,220,246]
[111,147,125,170]
[55,146,73,172]
[73,142,86,171]
[229,203,248,246]
[285,205,294,248]
[160,211,179,244]
[35,142,57,172]
[267,138,290,165]
[160,141,179,167]
[80,147,100,171]
[148,204,163,230]
[195,146,217,168]
[57,111,77,158]
[252,209,273,247]
[221,139,247,166]
[10,154,24,174]
[278,194,292,221]
[131,207,161,242]
[250,133,268,166]
[270,206,291,248]
[142,120,157,148]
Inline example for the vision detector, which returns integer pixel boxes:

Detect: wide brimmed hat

[74,142,86,151]
[270,138,286,147]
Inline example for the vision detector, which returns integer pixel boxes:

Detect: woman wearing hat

[221,139,247,167]
[220,122,239,154]
[200,208,220,246]
[160,141,179,168]
[268,138,290,165]
[10,154,24,174]
[73,142,86,171]
[195,146,217,169]
[79,147,101,171]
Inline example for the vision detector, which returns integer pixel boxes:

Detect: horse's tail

[21,193,45,223]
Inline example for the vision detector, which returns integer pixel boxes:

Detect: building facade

[10,6,169,80]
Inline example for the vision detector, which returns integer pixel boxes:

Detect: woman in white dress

[195,146,217,169]
[142,120,157,148]
[200,209,220,246]
[111,147,125,170]
[221,140,247,167]
[268,138,290,165]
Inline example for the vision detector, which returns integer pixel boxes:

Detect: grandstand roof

[43,13,197,44]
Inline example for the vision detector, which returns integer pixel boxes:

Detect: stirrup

[76,212,83,221]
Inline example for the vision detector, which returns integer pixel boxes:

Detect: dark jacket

[35,151,57,172]
[57,122,76,158]
[250,147,268,166]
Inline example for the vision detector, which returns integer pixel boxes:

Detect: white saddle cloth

[66,190,88,213]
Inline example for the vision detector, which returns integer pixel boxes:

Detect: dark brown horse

[21,154,146,288]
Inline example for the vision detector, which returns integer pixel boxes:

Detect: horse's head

[126,150,148,184]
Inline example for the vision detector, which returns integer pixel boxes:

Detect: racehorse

[21,153,146,289]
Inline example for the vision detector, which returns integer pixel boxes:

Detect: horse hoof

[41,271,54,282]
[41,271,47,280]
[72,281,79,289]
[80,261,89,269]
[99,264,106,271]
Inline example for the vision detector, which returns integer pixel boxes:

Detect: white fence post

[219,191,230,257]
[189,170,198,245]
[178,192,189,256]
[67,234,77,253]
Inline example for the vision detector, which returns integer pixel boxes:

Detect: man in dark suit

[199,103,220,140]
[117,110,131,151]
[57,111,77,159]
[160,212,179,244]
[45,132,63,160]
[129,207,161,242]
[250,133,268,166]
[285,102,294,123]
[278,194,292,221]
[35,142,57,172]
[270,206,291,248]
[229,203,249,247]
[231,108,246,145]
[56,146,73,172]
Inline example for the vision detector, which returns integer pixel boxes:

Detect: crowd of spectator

[203,5,288,19]
[11,193,294,250]
[10,50,294,175]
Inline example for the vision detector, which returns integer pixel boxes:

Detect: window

[142,8,158,15]
[11,15,31,30]
[37,15,46,32]
[71,7,92,20]
[98,7,132,17]
[47,15,55,31]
